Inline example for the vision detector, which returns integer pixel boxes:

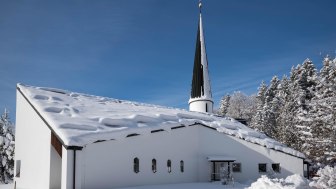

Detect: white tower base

[189,98,213,113]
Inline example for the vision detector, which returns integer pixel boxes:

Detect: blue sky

[1,0,336,121]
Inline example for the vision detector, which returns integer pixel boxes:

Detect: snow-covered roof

[17,84,305,158]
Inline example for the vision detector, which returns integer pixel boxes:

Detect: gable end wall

[14,90,53,189]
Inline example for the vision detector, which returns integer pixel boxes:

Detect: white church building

[14,3,307,189]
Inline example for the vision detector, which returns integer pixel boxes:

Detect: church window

[272,163,280,173]
[180,160,184,172]
[16,160,21,177]
[152,159,157,173]
[258,163,267,173]
[167,160,172,173]
[206,103,208,112]
[233,163,241,172]
[134,158,139,173]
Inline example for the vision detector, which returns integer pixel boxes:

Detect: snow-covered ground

[0,184,13,189]
[248,174,311,189]
[118,175,312,189]
[2,171,333,189]
[0,178,301,189]
[119,182,249,189]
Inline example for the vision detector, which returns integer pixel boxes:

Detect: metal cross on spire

[199,0,202,13]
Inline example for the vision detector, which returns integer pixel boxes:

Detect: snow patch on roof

[17,84,305,158]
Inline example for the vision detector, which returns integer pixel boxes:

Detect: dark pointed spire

[191,23,203,99]
[189,0,213,113]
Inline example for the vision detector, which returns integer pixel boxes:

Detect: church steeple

[189,0,213,113]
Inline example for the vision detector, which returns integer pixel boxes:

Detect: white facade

[14,89,304,188]
[74,125,303,188]
[15,90,61,189]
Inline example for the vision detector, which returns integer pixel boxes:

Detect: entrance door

[213,162,226,181]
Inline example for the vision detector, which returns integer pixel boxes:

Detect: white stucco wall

[79,125,303,188]
[14,91,53,189]
[197,126,304,182]
[50,146,62,189]
[61,147,78,189]
[81,127,199,188]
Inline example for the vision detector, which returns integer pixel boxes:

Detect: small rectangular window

[152,159,157,173]
[232,163,241,172]
[167,160,172,173]
[180,160,184,173]
[272,163,280,173]
[16,160,21,177]
[134,158,139,173]
[258,163,267,173]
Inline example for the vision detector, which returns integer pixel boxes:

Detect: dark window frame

[180,160,184,173]
[134,158,140,173]
[258,163,267,173]
[167,160,172,173]
[152,159,157,173]
[15,160,21,178]
[232,163,241,172]
[272,163,281,173]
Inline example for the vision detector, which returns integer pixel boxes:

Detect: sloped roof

[17,84,305,158]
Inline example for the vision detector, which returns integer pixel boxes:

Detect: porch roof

[207,156,236,162]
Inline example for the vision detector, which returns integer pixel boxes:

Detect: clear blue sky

[1,0,336,121]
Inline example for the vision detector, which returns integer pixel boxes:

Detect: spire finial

[199,0,202,13]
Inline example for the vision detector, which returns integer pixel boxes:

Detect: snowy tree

[218,95,230,116]
[262,76,280,138]
[286,60,318,152]
[251,81,267,131]
[0,109,15,184]
[310,165,336,189]
[307,56,336,164]
[276,76,300,147]
[225,92,255,125]
[220,56,336,165]
[227,92,247,118]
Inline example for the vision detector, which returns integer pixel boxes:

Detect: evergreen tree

[0,109,15,184]
[263,76,280,138]
[219,56,336,165]
[219,95,230,116]
[308,56,336,164]
[251,81,267,131]
[276,76,296,144]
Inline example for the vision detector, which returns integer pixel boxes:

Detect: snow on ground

[18,84,305,158]
[0,174,318,189]
[248,174,311,189]
[4,167,334,189]
[0,184,13,189]
[119,182,249,189]
[119,175,312,189]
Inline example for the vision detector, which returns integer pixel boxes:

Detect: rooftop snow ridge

[17,83,305,158]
